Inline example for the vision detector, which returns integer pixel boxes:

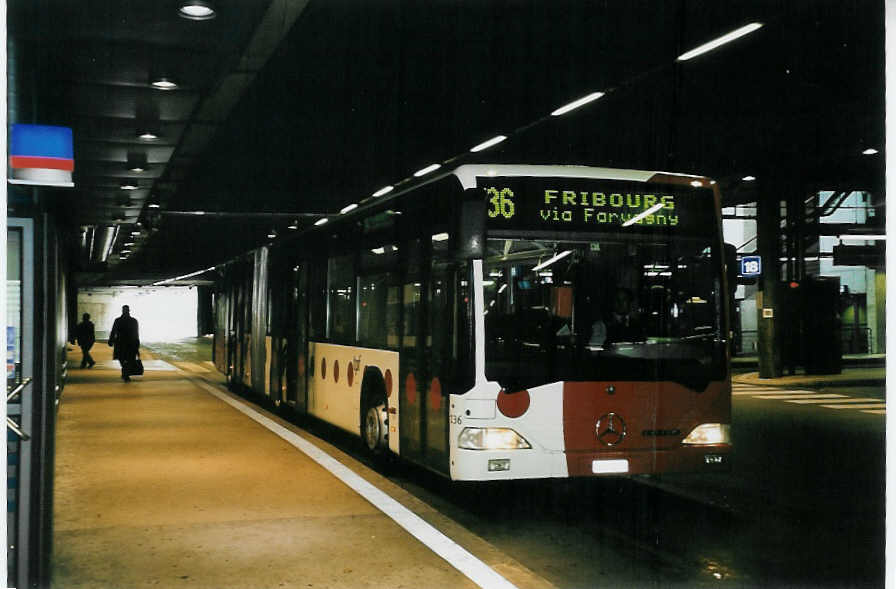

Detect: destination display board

[478,176,716,235]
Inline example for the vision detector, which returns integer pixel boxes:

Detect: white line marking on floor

[193,379,518,589]
[756,394,846,400]
[821,403,887,410]
[735,390,825,397]
[785,397,874,404]
[862,409,887,415]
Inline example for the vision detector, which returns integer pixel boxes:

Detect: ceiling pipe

[90,226,119,263]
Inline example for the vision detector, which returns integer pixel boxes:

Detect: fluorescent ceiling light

[148,202,160,209]
[340,203,358,214]
[138,131,159,141]
[622,203,665,227]
[839,234,885,241]
[414,163,441,177]
[178,0,216,20]
[373,185,394,197]
[690,180,703,187]
[121,183,138,190]
[314,218,328,226]
[551,92,605,116]
[288,220,299,230]
[677,23,764,61]
[130,231,141,236]
[742,175,756,181]
[151,78,178,90]
[863,148,879,155]
[371,247,385,255]
[267,229,277,239]
[532,250,573,272]
[431,233,450,242]
[470,135,507,153]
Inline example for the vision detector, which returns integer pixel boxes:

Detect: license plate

[592,459,629,474]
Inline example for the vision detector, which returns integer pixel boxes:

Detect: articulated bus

[213,164,733,480]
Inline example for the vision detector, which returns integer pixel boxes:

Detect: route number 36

[487,187,515,219]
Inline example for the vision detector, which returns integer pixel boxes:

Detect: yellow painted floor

[54,344,477,589]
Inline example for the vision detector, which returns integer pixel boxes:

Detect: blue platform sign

[740,255,762,277]
[8,124,75,187]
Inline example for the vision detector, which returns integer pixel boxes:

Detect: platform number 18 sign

[740,255,762,277]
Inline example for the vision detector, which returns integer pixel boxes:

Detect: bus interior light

[531,249,572,272]
[458,427,531,450]
[431,232,450,242]
[372,185,394,197]
[314,218,329,226]
[682,423,731,445]
[340,203,358,214]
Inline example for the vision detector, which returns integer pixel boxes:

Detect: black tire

[362,399,388,454]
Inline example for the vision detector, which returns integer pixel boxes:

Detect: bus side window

[358,272,396,348]
[328,254,356,343]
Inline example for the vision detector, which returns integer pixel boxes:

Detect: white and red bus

[214,164,733,480]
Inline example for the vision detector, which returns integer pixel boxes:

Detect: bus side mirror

[724,243,738,294]
[457,188,485,259]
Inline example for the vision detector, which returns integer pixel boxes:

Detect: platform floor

[54,344,545,589]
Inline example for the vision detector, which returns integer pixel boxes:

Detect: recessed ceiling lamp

[178,0,216,20]
[151,77,178,90]
[148,201,161,209]
[121,182,138,190]
[137,130,159,141]
[288,219,299,230]
[127,153,148,173]
[267,228,277,239]
[742,175,756,182]
[862,148,879,155]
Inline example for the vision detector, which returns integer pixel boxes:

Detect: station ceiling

[7,0,885,285]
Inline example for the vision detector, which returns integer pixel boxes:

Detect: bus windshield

[483,236,726,391]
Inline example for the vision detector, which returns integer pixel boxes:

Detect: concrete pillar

[757,190,782,377]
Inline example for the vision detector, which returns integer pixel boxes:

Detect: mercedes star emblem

[596,412,626,446]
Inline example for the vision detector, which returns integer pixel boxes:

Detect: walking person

[109,305,140,382]
[73,313,96,368]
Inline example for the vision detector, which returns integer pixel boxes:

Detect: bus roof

[452,164,711,190]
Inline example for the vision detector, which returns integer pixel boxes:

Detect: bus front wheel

[363,401,388,454]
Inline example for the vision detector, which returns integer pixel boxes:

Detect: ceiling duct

[90,226,119,264]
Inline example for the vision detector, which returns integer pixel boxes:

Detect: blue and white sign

[740,255,762,277]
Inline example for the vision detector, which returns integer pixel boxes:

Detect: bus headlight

[458,427,531,450]
[682,423,731,445]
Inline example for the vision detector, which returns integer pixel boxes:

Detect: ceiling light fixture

[314,218,328,226]
[372,185,393,197]
[340,203,358,214]
[862,148,879,155]
[677,23,764,61]
[148,202,161,209]
[151,77,178,90]
[413,163,441,177]
[742,175,756,181]
[288,219,299,230]
[470,135,507,153]
[267,229,277,239]
[178,0,216,20]
[138,131,159,141]
[551,92,605,116]
[121,182,138,190]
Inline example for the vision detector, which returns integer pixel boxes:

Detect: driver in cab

[589,287,643,347]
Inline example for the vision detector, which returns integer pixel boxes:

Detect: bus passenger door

[422,263,454,474]
[399,239,425,461]
[290,264,308,413]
